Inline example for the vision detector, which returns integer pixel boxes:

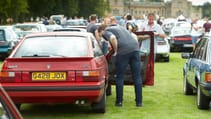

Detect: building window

[115,0,118,5]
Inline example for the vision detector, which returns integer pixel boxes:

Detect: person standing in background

[203,16,211,34]
[191,19,202,50]
[139,13,166,60]
[87,14,100,43]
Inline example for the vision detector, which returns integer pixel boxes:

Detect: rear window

[13,36,89,57]
[172,27,191,36]
[0,30,5,41]
[13,25,40,32]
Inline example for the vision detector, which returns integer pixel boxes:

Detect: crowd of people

[85,12,211,108]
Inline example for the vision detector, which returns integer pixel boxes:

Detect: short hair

[148,13,155,18]
[89,14,97,21]
[110,16,117,22]
[126,14,132,20]
[98,24,107,33]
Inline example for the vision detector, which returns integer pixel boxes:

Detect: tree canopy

[0,0,210,24]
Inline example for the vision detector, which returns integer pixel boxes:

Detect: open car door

[0,84,23,119]
[105,31,154,90]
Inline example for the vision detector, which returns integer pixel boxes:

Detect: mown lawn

[10,53,211,118]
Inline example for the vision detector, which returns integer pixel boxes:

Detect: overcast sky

[164,0,210,5]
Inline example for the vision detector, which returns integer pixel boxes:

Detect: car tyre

[197,83,210,110]
[91,89,106,113]
[183,74,193,95]
[164,56,169,62]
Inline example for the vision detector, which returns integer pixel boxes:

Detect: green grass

[9,53,211,118]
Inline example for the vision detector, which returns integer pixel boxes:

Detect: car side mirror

[181,52,192,59]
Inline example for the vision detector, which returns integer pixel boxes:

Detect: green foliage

[202,2,211,18]
[0,0,28,23]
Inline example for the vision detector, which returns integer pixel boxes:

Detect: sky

[164,0,211,6]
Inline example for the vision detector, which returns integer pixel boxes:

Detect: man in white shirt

[139,13,166,60]
[139,13,165,38]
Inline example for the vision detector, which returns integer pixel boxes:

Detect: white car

[155,37,170,62]
[12,23,47,39]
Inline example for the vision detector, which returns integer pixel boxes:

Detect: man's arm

[110,35,118,56]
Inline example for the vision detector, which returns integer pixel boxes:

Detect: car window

[140,35,151,54]
[0,30,5,41]
[13,36,89,58]
[13,25,40,32]
[206,39,211,64]
[91,35,103,57]
[193,39,207,60]
[171,27,191,36]
[0,98,9,119]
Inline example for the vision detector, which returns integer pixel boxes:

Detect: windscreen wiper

[22,54,50,57]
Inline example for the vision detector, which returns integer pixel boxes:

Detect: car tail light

[205,72,211,82]
[76,70,101,82]
[0,72,21,82]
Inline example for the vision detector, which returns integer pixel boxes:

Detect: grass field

[11,53,211,118]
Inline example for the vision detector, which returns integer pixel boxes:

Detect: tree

[202,2,211,18]
[0,0,28,23]
[27,0,56,17]
[78,0,109,18]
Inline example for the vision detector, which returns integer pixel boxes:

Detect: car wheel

[91,89,106,113]
[164,56,169,62]
[183,74,193,95]
[197,83,210,110]
[106,84,112,96]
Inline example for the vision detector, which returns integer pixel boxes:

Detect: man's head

[98,24,107,37]
[103,17,111,26]
[89,14,97,22]
[110,16,118,24]
[147,13,155,25]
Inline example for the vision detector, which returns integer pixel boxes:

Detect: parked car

[0,26,19,60]
[49,14,65,25]
[168,21,192,51]
[45,24,62,32]
[106,31,155,95]
[182,33,211,109]
[65,19,87,27]
[0,32,108,113]
[155,36,170,62]
[0,84,23,119]
[12,23,47,39]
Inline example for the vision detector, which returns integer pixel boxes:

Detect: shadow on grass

[20,103,103,117]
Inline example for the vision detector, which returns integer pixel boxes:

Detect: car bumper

[170,40,193,48]
[2,81,105,103]
[199,82,211,97]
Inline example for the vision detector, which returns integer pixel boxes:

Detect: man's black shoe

[136,103,142,107]
[115,102,122,107]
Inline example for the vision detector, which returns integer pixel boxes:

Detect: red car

[0,84,23,119]
[0,32,108,113]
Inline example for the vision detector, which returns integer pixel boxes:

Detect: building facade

[109,0,202,19]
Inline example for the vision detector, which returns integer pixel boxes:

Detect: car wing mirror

[181,52,192,59]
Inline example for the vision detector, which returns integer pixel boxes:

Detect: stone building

[108,0,202,19]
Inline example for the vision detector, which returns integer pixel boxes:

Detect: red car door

[106,31,154,86]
